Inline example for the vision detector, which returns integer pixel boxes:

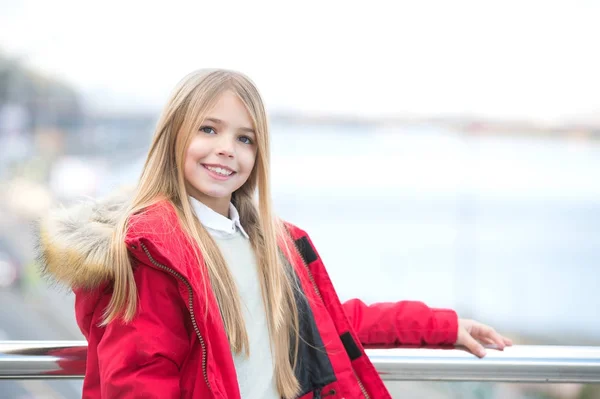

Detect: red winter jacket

[39,198,458,398]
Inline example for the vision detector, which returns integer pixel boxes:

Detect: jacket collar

[189,196,249,239]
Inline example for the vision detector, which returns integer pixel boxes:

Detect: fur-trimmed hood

[36,190,133,289]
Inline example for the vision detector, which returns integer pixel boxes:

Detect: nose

[216,134,235,158]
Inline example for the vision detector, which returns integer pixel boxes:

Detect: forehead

[205,90,253,128]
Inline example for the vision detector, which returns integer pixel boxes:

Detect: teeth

[206,166,233,176]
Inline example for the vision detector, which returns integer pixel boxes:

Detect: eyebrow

[205,117,255,134]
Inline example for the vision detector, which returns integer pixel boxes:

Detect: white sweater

[191,198,279,398]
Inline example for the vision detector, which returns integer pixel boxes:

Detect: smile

[202,164,236,179]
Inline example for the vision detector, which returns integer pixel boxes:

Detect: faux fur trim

[36,189,133,289]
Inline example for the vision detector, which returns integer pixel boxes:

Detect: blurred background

[0,0,599,398]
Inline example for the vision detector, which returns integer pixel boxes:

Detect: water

[102,123,600,343]
[268,124,600,343]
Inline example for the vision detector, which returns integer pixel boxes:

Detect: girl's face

[184,90,258,216]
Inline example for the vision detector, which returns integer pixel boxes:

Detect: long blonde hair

[104,69,301,398]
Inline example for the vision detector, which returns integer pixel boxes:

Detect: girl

[38,69,511,399]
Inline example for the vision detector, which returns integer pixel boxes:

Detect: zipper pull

[315,388,338,398]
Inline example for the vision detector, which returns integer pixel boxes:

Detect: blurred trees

[0,50,84,133]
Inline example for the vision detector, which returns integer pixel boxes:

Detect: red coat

[71,201,458,398]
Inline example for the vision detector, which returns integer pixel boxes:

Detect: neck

[212,201,230,218]
[189,192,230,218]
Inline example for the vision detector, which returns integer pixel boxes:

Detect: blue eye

[239,136,254,145]
[200,126,215,134]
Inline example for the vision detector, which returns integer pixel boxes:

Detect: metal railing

[1,341,600,383]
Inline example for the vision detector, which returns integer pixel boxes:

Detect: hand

[455,318,513,358]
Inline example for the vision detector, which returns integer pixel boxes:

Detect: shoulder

[125,199,190,252]
[125,200,199,277]
[282,221,321,266]
[125,199,192,263]
[283,220,310,241]
[126,199,180,239]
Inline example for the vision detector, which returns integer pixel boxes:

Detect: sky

[0,0,599,123]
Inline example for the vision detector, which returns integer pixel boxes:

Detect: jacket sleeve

[95,262,189,398]
[342,298,458,347]
[284,222,459,349]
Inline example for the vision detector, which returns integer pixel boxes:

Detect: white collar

[190,197,249,239]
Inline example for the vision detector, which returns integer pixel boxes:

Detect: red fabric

[43,347,87,377]
[73,201,458,398]
[284,225,458,399]
[343,299,459,347]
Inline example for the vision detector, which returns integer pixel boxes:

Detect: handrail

[1,341,600,383]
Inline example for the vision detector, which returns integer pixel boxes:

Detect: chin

[198,186,234,200]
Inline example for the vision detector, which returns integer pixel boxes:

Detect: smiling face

[183,90,258,216]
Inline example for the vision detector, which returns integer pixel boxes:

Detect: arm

[284,223,458,348]
[342,298,458,347]
[95,263,189,398]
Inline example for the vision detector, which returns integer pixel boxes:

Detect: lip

[201,163,236,181]
[202,163,235,173]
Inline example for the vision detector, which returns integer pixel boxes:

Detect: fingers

[476,324,507,350]
[457,318,514,355]
[461,331,487,358]
[488,328,507,350]
[473,324,513,350]
[481,337,507,349]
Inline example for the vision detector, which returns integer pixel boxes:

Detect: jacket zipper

[289,236,370,399]
[140,243,211,392]
[314,388,337,398]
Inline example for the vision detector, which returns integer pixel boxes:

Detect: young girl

[38,69,511,399]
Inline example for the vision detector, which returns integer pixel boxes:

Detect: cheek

[186,137,206,160]
[183,158,195,184]
[184,142,204,177]
[239,147,257,173]
[183,149,196,174]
